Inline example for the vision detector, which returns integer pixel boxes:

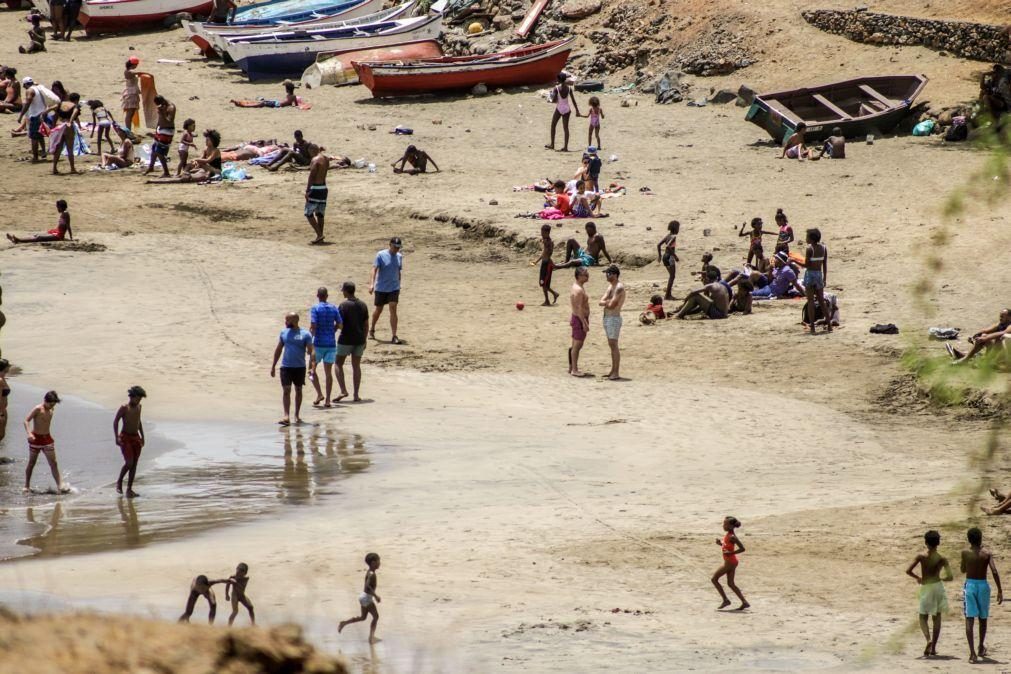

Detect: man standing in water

[309,287,340,407]
[305,150,329,244]
[113,385,146,498]
[599,264,626,380]
[24,390,65,493]
[369,237,403,344]
[568,267,590,377]
[336,280,369,402]
[145,95,176,178]
[270,312,315,426]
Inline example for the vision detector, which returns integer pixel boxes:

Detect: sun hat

[128,56,140,65]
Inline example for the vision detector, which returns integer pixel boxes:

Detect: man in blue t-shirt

[270,312,315,426]
[309,286,342,408]
[368,236,404,344]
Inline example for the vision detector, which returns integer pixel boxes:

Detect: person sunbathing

[265,130,317,172]
[231,81,298,108]
[221,143,282,162]
[947,309,1011,364]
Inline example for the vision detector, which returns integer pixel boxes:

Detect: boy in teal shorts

[961,527,1003,662]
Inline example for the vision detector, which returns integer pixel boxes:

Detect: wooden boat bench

[811,93,852,120]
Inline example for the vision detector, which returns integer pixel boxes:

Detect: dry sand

[0,4,1009,672]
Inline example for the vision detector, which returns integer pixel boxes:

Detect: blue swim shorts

[804,269,825,290]
[315,346,336,364]
[964,579,991,619]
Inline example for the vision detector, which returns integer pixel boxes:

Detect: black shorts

[279,367,306,387]
[374,290,400,306]
[539,259,554,287]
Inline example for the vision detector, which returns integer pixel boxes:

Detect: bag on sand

[870,323,899,335]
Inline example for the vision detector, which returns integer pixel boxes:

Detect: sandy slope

[0,5,1008,673]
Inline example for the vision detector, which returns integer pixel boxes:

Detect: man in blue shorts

[336,281,369,402]
[309,287,341,407]
[270,312,314,426]
[368,237,403,344]
[961,527,1003,662]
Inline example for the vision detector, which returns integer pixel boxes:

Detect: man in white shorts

[598,264,626,381]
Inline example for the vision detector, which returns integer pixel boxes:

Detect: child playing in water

[712,516,748,610]
[656,220,680,300]
[179,574,230,624]
[177,119,196,177]
[738,217,773,266]
[338,552,381,643]
[226,562,255,625]
[113,385,146,498]
[907,529,954,657]
[87,100,115,157]
[24,390,65,494]
[584,96,603,150]
[534,223,559,306]
[961,527,1003,662]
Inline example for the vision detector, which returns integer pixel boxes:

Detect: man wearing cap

[309,287,341,407]
[598,265,626,380]
[144,95,176,178]
[369,237,404,344]
[751,252,804,299]
[24,390,65,493]
[270,312,315,426]
[17,77,50,162]
[586,146,602,193]
[675,268,730,320]
[336,281,369,402]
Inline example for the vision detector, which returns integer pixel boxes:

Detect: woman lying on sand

[231,81,303,109]
[147,129,221,184]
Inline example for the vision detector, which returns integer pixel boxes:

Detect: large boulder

[560,0,601,20]
[708,88,737,105]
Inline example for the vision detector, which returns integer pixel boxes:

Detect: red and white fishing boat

[354,38,573,98]
[80,0,213,35]
[302,39,443,88]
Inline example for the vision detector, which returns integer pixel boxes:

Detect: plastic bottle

[368,163,377,173]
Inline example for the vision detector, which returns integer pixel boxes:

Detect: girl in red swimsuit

[712,516,749,610]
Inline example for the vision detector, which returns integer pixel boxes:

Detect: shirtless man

[305,151,329,244]
[24,390,65,493]
[675,268,730,319]
[598,265,626,380]
[947,308,1010,364]
[535,224,559,305]
[907,530,954,658]
[144,95,176,178]
[113,385,146,498]
[961,527,1003,662]
[568,267,590,376]
[557,221,612,269]
[266,130,318,172]
[816,127,846,159]
[392,144,439,174]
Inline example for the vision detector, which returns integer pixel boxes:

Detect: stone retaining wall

[802,9,1010,64]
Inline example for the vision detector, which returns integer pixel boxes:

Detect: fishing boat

[184,0,384,57]
[225,13,443,81]
[744,74,928,142]
[354,38,573,98]
[301,39,443,87]
[79,0,213,34]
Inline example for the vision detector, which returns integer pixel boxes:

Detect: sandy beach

[0,2,1009,672]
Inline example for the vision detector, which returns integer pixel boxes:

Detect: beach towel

[129,73,158,129]
[49,123,89,157]
[249,150,283,166]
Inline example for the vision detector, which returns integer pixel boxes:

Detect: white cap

[22,76,33,86]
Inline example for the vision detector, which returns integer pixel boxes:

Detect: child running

[113,385,146,498]
[179,574,230,624]
[656,220,680,300]
[584,96,603,150]
[338,552,381,643]
[24,390,66,493]
[960,527,1003,662]
[226,562,255,625]
[87,99,115,157]
[535,224,559,305]
[177,118,196,177]
[906,529,953,657]
[712,516,749,610]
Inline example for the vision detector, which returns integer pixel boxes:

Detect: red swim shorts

[570,314,587,341]
[119,433,143,463]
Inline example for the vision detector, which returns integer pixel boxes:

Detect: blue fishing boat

[230,0,366,26]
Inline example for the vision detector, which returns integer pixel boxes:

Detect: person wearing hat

[121,57,149,132]
[24,390,66,493]
[369,237,404,344]
[586,146,602,193]
[17,76,55,162]
[598,264,626,380]
[751,252,804,299]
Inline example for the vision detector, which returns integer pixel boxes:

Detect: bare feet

[391,336,403,345]
[333,392,348,403]
[969,653,978,663]
[718,600,731,609]
[353,396,362,402]
[278,418,290,426]
[541,301,551,306]
[930,643,938,657]
[735,602,750,611]
[338,621,346,634]
[368,331,376,340]
[551,290,559,304]
[116,483,123,494]
[923,643,931,657]
[570,370,583,377]
[979,644,987,658]
[313,397,324,406]
[294,417,303,425]
[981,505,995,515]
[126,490,139,498]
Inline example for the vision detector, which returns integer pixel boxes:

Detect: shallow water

[0,384,373,560]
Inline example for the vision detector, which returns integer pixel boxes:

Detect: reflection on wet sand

[6,423,373,560]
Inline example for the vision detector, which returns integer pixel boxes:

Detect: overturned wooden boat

[79,0,213,34]
[301,39,443,87]
[744,74,928,142]
[354,38,573,98]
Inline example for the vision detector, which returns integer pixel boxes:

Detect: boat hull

[744,74,928,142]
[80,0,213,34]
[355,40,572,97]
[229,14,442,81]
[301,39,443,87]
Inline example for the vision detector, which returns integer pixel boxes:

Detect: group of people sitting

[529,146,611,220]
[780,123,846,161]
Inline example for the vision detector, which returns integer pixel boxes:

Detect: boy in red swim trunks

[114,385,146,498]
[24,390,66,493]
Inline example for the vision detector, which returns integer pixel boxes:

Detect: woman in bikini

[50,93,80,175]
[712,516,749,610]
[0,358,10,442]
[738,217,772,266]
[87,99,116,156]
[584,95,603,150]
[147,129,222,184]
[656,220,680,300]
[779,122,810,160]
[803,227,831,334]
[100,124,135,169]
[546,73,580,152]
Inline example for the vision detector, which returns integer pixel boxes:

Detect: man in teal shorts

[309,286,341,407]
[557,221,612,270]
[961,527,1003,662]
[335,281,369,402]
